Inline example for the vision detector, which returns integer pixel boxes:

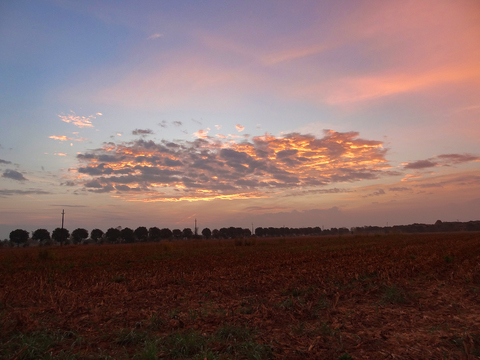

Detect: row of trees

[5,220,480,247]
[6,224,348,246]
[6,226,251,246]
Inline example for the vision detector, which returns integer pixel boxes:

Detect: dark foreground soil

[1,233,479,359]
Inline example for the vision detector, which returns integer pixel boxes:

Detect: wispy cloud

[0,189,50,196]
[244,206,288,212]
[58,111,98,128]
[148,33,163,40]
[49,204,88,207]
[404,159,438,170]
[49,135,87,142]
[74,130,392,202]
[132,129,154,136]
[261,44,328,66]
[363,189,386,198]
[323,66,480,105]
[0,159,12,165]
[388,187,411,192]
[236,124,245,132]
[50,135,72,141]
[403,153,479,170]
[283,188,353,197]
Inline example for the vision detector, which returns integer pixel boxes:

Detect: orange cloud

[50,135,88,142]
[193,128,210,139]
[50,135,72,141]
[235,124,245,132]
[74,130,395,202]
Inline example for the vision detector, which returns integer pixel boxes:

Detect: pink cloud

[260,44,328,66]
[58,111,96,128]
[322,66,480,105]
[95,57,255,110]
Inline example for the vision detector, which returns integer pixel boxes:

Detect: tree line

[3,219,480,247]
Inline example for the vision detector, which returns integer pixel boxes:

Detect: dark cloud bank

[2,169,27,181]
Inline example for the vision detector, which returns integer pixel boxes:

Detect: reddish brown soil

[1,233,480,359]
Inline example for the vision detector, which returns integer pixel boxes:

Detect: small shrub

[279,298,294,310]
[161,331,207,358]
[161,242,174,252]
[111,274,125,283]
[148,313,166,330]
[114,329,147,346]
[316,296,330,309]
[38,249,53,261]
[291,288,303,297]
[135,339,159,360]
[382,285,408,304]
[319,321,335,336]
[216,324,254,342]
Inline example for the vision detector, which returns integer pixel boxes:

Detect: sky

[1,0,479,239]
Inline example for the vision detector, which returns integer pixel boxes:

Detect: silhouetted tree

[202,228,211,239]
[10,229,29,246]
[148,227,162,241]
[160,228,173,240]
[106,228,121,243]
[219,228,228,239]
[172,229,182,239]
[338,227,350,235]
[255,227,264,237]
[121,227,135,243]
[90,228,104,243]
[32,229,50,243]
[134,226,149,242]
[71,228,89,244]
[52,228,70,245]
[212,229,220,239]
[182,228,193,239]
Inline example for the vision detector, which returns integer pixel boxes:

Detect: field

[1,233,480,359]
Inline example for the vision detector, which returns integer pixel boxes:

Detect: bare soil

[1,233,479,359]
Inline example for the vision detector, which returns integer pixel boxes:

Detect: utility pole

[194,218,198,236]
[61,209,65,246]
[252,222,254,235]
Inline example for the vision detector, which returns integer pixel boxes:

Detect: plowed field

[1,233,480,359]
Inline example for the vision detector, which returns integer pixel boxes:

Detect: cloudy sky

[1,0,479,238]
